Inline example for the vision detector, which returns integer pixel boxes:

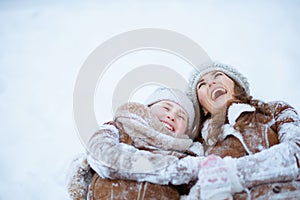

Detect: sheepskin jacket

[203,102,279,158]
[84,103,204,199]
[202,101,300,199]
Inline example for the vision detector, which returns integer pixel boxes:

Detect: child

[67,87,204,200]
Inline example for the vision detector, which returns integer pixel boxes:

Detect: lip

[160,120,175,132]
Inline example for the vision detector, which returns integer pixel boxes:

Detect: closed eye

[163,106,170,111]
[197,82,205,89]
[178,115,186,121]
[214,72,223,78]
[177,112,187,121]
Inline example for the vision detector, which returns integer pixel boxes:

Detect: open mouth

[161,121,175,132]
[212,88,227,100]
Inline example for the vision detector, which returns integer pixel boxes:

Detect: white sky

[0,1,300,199]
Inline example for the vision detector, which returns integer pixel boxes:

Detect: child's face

[196,71,235,115]
[150,100,188,136]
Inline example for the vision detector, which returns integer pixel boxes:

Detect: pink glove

[198,155,232,200]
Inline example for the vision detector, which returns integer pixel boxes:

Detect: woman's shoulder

[267,100,293,107]
[267,100,298,114]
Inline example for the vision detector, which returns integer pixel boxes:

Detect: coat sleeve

[86,124,204,185]
[66,153,93,200]
[235,101,300,188]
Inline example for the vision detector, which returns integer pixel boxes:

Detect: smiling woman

[185,62,300,199]
[196,71,236,116]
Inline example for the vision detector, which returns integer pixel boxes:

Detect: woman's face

[150,101,188,136]
[196,71,235,115]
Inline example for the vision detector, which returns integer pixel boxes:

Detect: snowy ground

[0,1,300,199]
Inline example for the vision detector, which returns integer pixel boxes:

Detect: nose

[208,80,216,87]
[167,113,175,121]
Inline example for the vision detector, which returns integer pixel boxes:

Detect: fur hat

[187,61,250,120]
[145,87,196,139]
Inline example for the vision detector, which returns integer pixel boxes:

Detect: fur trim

[227,103,255,125]
[67,154,93,200]
[115,102,193,152]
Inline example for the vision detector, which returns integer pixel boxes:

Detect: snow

[236,141,299,189]
[277,108,300,122]
[222,124,253,155]
[99,124,120,137]
[278,122,300,142]
[188,142,204,156]
[0,1,300,199]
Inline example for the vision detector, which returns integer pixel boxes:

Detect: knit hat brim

[187,62,250,126]
[145,87,196,139]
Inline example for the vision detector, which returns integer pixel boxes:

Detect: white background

[0,1,299,199]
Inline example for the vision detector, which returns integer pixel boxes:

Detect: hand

[197,155,244,199]
[198,155,232,200]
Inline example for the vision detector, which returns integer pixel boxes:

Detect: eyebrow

[211,71,218,76]
[198,71,219,84]
[164,102,173,107]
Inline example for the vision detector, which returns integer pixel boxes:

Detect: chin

[215,97,230,107]
[214,101,227,109]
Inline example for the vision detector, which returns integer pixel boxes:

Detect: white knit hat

[145,87,196,139]
[187,62,250,119]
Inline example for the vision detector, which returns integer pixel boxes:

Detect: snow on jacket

[203,102,279,158]
[67,154,93,200]
[86,102,205,199]
[202,101,300,199]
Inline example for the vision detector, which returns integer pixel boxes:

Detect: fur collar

[114,102,193,152]
[227,102,255,125]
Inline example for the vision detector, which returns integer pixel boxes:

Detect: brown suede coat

[201,102,300,199]
[86,103,203,200]
[205,103,279,158]
[88,175,180,200]
[88,119,181,200]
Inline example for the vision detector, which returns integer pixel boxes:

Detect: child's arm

[86,123,205,185]
[185,141,204,156]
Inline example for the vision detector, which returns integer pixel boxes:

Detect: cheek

[182,122,188,131]
[197,89,210,115]
[197,89,208,105]
[179,119,187,127]
[222,77,235,93]
[176,120,188,134]
[150,106,157,115]
[150,107,161,118]
[229,82,235,94]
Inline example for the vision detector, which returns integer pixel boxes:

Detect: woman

[186,62,300,199]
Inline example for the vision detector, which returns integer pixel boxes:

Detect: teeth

[161,122,174,132]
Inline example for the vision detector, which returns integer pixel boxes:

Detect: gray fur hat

[145,87,196,139]
[187,61,250,120]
